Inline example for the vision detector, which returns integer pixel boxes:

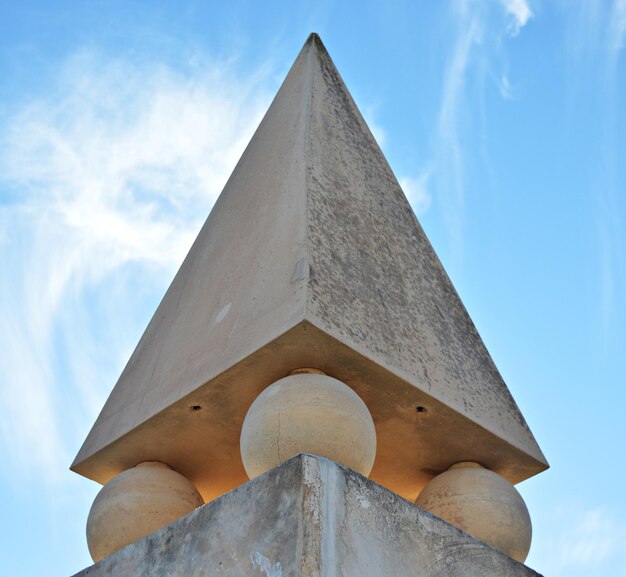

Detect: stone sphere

[86,461,204,562]
[240,372,376,478]
[415,462,532,562]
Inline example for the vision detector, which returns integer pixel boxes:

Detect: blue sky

[1,1,625,575]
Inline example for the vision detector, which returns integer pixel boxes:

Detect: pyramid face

[72,35,547,502]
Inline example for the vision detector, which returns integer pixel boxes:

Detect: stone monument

[71,33,548,576]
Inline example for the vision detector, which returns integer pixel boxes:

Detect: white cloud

[431,0,484,257]
[368,122,387,147]
[559,508,622,564]
[361,105,387,147]
[499,74,513,99]
[530,505,626,576]
[0,50,273,484]
[420,0,536,261]
[400,171,432,216]
[439,5,481,145]
[502,0,534,36]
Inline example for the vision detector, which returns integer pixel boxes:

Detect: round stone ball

[415,462,532,562]
[86,461,204,562]
[240,372,376,478]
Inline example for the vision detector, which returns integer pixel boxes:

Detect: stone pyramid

[72,34,547,503]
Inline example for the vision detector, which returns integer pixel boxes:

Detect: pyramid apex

[306,32,322,44]
[301,32,330,60]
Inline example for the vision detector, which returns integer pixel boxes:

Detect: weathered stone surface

[72,33,547,503]
[73,455,542,577]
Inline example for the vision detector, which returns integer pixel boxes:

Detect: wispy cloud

[502,0,534,36]
[563,0,616,55]
[559,508,623,565]
[610,0,626,50]
[533,506,626,575]
[560,1,626,347]
[0,49,273,484]
[431,1,483,259]
[400,170,432,216]
[419,0,535,264]
[498,74,513,99]
[362,105,387,147]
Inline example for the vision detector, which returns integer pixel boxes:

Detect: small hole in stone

[191,405,202,412]
[416,406,427,413]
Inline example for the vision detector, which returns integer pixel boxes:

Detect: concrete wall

[74,455,542,577]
